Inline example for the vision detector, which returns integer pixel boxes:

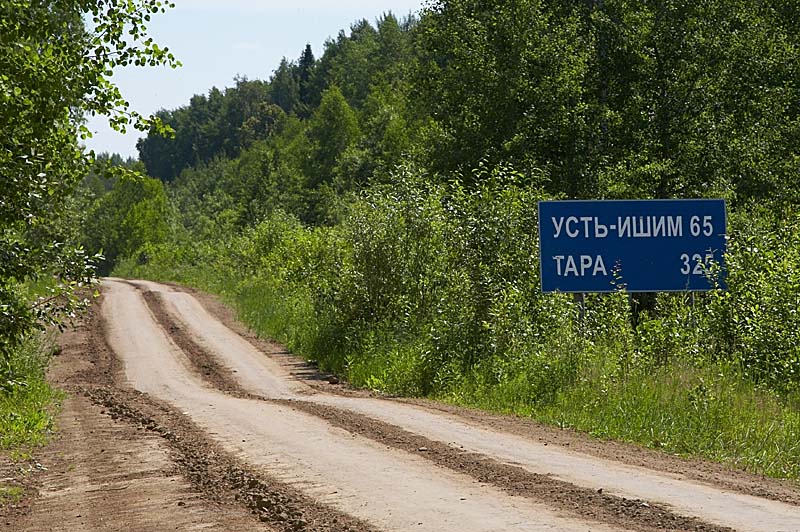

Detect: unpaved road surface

[5,278,800,531]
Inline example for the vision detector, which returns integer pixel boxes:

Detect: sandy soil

[4,278,800,532]
[2,307,269,532]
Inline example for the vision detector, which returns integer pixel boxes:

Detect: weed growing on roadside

[0,335,61,449]
[115,168,800,480]
[0,484,23,504]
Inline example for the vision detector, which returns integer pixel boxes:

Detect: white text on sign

[551,215,715,239]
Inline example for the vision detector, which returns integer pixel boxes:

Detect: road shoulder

[2,306,269,532]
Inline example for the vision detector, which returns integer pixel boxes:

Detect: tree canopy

[133,1,799,216]
[1,0,178,389]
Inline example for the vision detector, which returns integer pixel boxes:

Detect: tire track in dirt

[136,281,736,532]
[133,278,800,532]
[106,278,624,532]
[80,292,379,532]
[141,290,245,397]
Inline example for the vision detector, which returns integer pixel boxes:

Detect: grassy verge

[116,255,800,480]
[0,334,61,450]
[452,358,800,479]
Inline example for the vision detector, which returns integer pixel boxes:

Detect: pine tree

[298,43,317,116]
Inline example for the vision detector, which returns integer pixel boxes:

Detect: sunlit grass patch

[455,355,800,479]
[0,336,62,450]
[0,483,24,504]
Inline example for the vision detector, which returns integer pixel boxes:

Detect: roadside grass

[450,354,800,479]
[0,334,62,450]
[116,256,800,481]
[0,484,24,504]
[236,279,319,362]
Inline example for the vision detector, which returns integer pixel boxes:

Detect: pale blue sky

[84,0,425,158]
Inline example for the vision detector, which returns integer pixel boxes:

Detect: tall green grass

[0,334,61,449]
[458,356,800,478]
[116,168,800,480]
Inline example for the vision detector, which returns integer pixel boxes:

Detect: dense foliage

[85,1,800,476]
[117,172,800,477]
[1,1,176,400]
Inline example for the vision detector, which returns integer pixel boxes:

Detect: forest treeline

[6,1,800,475]
[135,1,800,210]
[89,0,800,478]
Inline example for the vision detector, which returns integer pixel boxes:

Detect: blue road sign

[538,199,727,293]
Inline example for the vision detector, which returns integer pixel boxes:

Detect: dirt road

[7,278,800,531]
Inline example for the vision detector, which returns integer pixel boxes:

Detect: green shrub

[116,165,800,479]
[1,335,60,449]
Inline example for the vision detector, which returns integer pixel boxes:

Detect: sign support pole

[573,292,586,330]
